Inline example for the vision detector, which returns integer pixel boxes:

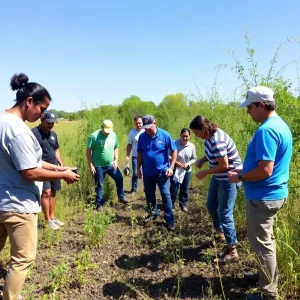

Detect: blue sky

[1,0,299,112]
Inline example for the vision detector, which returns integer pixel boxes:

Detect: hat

[142,115,155,129]
[101,120,113,133]
[123,164,131,176]
[43,110,58,123]
[239,86,275,108]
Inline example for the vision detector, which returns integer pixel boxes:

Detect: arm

[55,149,63,166]
[42,161,67,171]
[166,149,177,177]
[113,147,118,169]
[186,145,197,168]
[196,156,228,180]
[125,144,132,164]
[86,147,95,175]
[137,152,143,179]
[196,155,208,168]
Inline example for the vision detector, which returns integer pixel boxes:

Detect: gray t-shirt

[0,111,43,213]
[127,128,145,157]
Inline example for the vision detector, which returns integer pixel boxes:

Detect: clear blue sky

[1,0,299,112]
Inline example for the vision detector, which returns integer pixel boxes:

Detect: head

[10,73,51,122]
[134,116,143,131]
[239,86,276,123]
[180,128,190,145]
[189,115,218,140]
[40,110,57,133]
[142,114,156,136]
[101,120,113,136]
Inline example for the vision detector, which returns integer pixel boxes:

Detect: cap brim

[142,124,152,129]
[238,101,250,108]
[103,128,113,133]
[45,118,58,123]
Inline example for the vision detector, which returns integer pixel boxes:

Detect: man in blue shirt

[228,86,292,300]
[137,115,177,231]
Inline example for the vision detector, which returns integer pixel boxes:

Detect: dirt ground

[1,191,260,300]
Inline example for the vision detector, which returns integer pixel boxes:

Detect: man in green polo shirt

[86,120,128,211]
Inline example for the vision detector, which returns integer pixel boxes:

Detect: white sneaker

[53,217,65,226]
[48,219,60,230]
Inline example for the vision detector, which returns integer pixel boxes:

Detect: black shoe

[167,223,175,231]
[119,198,129,204]
[246,292,277,300]
[244,272,259,281]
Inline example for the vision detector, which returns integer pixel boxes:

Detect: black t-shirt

[31,126,59,164]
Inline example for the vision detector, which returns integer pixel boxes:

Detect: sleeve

[8,133,39,171]
[127,131,133,144]
[115,134,120,148]
[87,134,94,148]
[255,129,277,161]
[137,136,143,153]
[167,134,176,152]
[54,132,59,150]
[187,144,197,166]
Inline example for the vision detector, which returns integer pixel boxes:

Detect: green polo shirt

[87,130,119,167]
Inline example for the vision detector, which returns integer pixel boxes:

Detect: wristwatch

[238,174,243,181]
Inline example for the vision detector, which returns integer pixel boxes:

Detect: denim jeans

[131,156,138,192]
[143,171,174,225]
[94,164,125,206]
[170,170,192,208]
[206,176,240,246]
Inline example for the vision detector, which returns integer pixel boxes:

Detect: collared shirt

[174,139,197,173]
[127,128,145,157]
[137,127,176,176]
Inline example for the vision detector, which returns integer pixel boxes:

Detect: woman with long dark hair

[190,115,242,263]
[0,73,79,299]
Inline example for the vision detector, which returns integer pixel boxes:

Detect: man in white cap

[228,86,293,300]
[86,120,128,211]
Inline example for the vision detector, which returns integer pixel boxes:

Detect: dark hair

[180,128,190,135]
[189,115,218,136]
[10,73,52,105]
[252,101,276,111]
[134,115,142,122]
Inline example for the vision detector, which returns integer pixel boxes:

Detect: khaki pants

[0,212,38,300]
[246,199,285,298]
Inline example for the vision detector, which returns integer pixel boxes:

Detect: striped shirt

[204,128,242,180]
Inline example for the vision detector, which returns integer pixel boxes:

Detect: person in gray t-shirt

[0,73,79,299]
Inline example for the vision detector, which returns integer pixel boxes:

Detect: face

[180,131,190,144]
[40,119,55,132]
[192,128,205,140]
[144,123,156,136]
[25,97,50,122]
[135,118,143,131]
[247,102,261,122]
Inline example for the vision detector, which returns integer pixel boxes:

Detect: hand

[113,160,118,169]
[196,159,204,169]
[175,161,183,168]
[63,169,80,184]
[196,170,207,180]
[137,169,142,179]
[166,167,174,177]
[182,163,188,169]
[89,164,96,175]
[125,156,129,164]
[228,171,240,183]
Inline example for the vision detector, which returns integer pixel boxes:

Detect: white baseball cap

[239,86,275,108]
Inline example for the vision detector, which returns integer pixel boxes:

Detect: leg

[41,184,51,223]
[143,175,158,216]
[206,176,222,232]
[157,172,174,225]
[170,175,179,206]
[217,180,239,246]
[107,166,125,200]
[3,212,38,300]
[131,156,138,192]
[0,214,8,252]
[94,167,106,207]
[178,171,192,208]
[49,189,57,220]
[246,199,285,298]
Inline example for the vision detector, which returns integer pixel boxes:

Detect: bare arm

[126,144,132,164]
[55,149,63,166]
[196,156,228,180]
[113,147,118,169]
[137,152,142,179]
[86,147,95,175]
[196,156,208,168]
[166,149,177,177]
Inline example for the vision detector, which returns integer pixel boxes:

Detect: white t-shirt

[0,111,43,213]
[127,128,145,157]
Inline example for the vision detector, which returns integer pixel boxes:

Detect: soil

[1,190,260,300]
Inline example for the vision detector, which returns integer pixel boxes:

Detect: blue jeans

[94,164,125,206]
[206,176,240,246]
[170,170,192,208]
[143,171,174,225]
[131,156,138,192]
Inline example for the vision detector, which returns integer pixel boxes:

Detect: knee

[42,190,51,199]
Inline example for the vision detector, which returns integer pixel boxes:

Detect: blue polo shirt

[137,127,176,176]
[243,115,292,200]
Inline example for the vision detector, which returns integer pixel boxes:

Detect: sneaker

[48,219,60,230]
[246,292,277,300]
[53,217,65,226]
[244,272,259,281]
[181,206,188,213]
[167,223,175,231]
[96,205,104,212]
[143,214,158,223]
[119,198,129,204]
[214,246,239,264]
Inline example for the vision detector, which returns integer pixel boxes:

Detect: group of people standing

[0,71,292,300]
